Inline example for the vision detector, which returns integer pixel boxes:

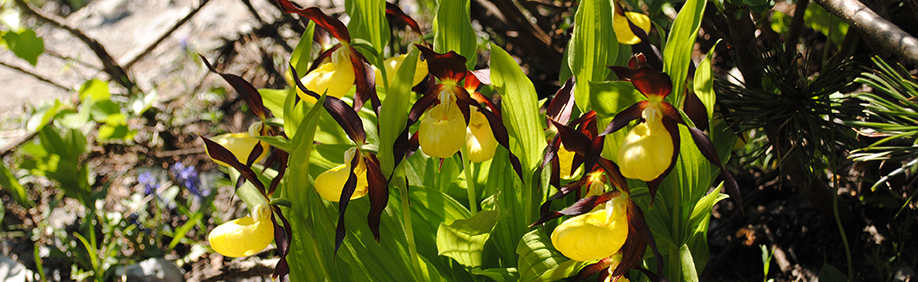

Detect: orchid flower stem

[396,174,424,281]
[461,144,478,215]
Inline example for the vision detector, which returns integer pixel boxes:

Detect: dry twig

[815,0,918,65]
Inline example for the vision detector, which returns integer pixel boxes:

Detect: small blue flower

[171,162,207,199]
[138,171,157,196]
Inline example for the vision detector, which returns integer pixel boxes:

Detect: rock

[0,255,34,282]
[116,257,185,282]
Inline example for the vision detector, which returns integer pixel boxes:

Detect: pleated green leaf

[436,210,500,268]
[433,0,477,69]
[663,0,706,103]
[489,43,546,175]
[567,0,617,112]
[377,48,419,177]
[346,0,388,55]
[516,229,585,282]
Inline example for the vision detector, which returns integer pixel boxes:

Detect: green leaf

[168,212,204,250]
[693,40,719,122]
[2,28,44,66]
[346,0,388,55]
[78,79,111,102]
[259,88,290,120]
[254,135,292,153]
[472,267,519,282]
[436,210,500,268]
[663,0,706,104]
[26,100,64,132]
[804,4,848,46]
[0,163,32,207]
[489,43,546,175]
[817,263,847,282]
[433,0,477,69]
[377,48,420,177]
[590,81,646,119]
[290,21,316,81]
[680,244,699,282]
[516,229,585,282]
[567,0,617,112]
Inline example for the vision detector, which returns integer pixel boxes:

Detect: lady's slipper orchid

[208,203,274,257]
[551,197,629,261]
[314,148,369,202]
[298,47,356,103]
[418,91,467,158]
[206,123,270,167]
[617,112,674,181]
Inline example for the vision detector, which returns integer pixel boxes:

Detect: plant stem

[397,175,424,281]
[461,144,478,215]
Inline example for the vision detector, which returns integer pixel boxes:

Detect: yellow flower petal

[208,203,274,257]
[614,11,652,45]
[557,143,581,179]
[617,120,673,182]
[419,101,466,159]
[551,198,629,261]
[296,49,355,103]
[206,133,269,167]
[466,109,498,162]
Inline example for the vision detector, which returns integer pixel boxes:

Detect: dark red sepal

[683,91,709,131]
[349,48,380,113]
[386,3,422,36]
[307,45,342,74]
[572,257,614,282]
[537,177,588,221]
[416,44,468,83]
[546,78,576,127]
[323,96,367,145]
[200,55,268,119]
[479,107,524,180]
[687,127,743,211]
[274,0,351,43]
[600,101,648,136]
[201,136,267,197]
[270,207,292,280]
[608,66,672,99]
[334,155,361,255]
[530,191,618,226]
[615,200,668,282]
[268,150,288,196]
[364,154,389,241]
[646,118,681,204]
[595,158,630,195]
[548,118,592,157]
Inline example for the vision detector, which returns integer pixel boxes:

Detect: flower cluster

[170,162,206,199]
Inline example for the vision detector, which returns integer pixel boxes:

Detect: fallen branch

[814,0,918,65]
[0,61,72,91]
[120,0,212,69]
[14,0,136,91]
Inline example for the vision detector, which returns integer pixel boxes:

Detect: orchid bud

[551,197,629,261]
[418,93,466,159]
[314,148,369,202]
[465,108,498,162]
[206,133,269,167]
[613,11,651,45]
[297,48,355,103]
[207,203,274,257]
[374,54,429,87]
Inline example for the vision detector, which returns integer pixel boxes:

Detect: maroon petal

[385,3,422,36]
[536,178,588,221]
[200,55,268,119]
[270,208,291,280]
[530,191,618,226]
[646,119,681,204]
[683,91,708,131]
[480,108,524,180]
[627,54,648,70]
[290,62,320,100]
[572,257,613,282]
[201,136,266,196]
[615,201,666,281]
[548,118,592,156]
[416,44,468,82]
[324,96,367,145]
[687,127,743,211]
[596,158,630,195]
[334,155,362,255]
[407,85,444,124]
[349,47,380,114]
[599,101,648,136]
[546,78,576,126]
[608,66,672,99]
[274,0,350,43]
[364,154,389,241]
[268,150,288,196]
[308,45,342,73]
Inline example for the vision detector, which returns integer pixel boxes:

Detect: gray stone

[117,257,185,282]
[0,255,34,282]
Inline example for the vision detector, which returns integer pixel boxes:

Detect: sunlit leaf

[489,43,546,176]
[567,0,617,112]
[436,210,499,268]
[2,28,44,66]
[433,0,477,69]
[377,48,419,177]
[0,163,32,207]
[662,0,706,103]
[516,229,586,282]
